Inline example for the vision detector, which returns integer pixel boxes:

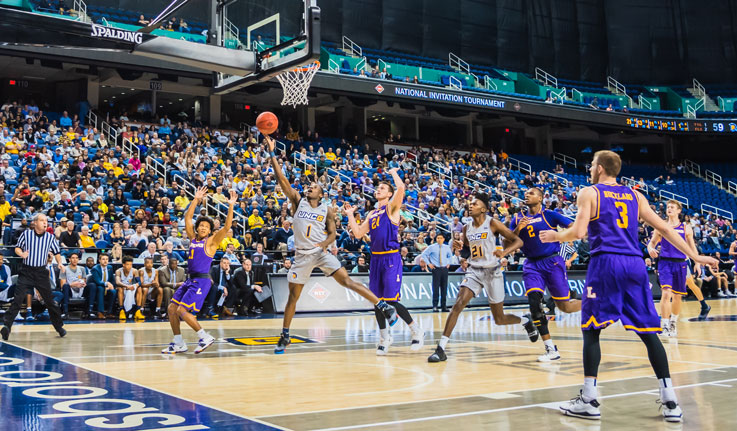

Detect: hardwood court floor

[4,299,737,430]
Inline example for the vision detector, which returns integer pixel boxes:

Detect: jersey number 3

[614,202,628,229]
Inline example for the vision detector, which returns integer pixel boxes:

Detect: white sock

[582,377,598,402]
[543,339,554,349]
[379,328,389,340]
[173,334,184,345]
[659,378,677,403]
[409,321,420,333]
[438,335,449,350]
[196,329,208,339]
[520,315,530,325]
[670,314,678,323]
[661,318,669,328]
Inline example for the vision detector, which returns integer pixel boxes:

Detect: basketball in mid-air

[256,111,278,135]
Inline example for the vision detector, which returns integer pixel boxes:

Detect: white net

[275,61,320,107]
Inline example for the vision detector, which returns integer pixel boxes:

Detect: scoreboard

[626,117,737,133]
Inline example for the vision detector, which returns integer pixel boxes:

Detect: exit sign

[8,79,29,88]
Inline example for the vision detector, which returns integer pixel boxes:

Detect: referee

[1,213,66,341]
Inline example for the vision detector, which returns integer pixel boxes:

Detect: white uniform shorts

[287,249,343,285]
[460,266,505,304]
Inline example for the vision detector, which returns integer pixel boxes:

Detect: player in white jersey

[266,137,398,354]
[428,193,539,362]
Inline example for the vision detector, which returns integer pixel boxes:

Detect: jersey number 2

[471,245,484,258]
[526,225,535,237]
[370,217,380,230]
[614,202,628,229]
[189,249,194,260]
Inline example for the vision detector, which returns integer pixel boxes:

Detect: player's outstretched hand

[228,189,238,206]
[388,167,400,177]
[194,186,208,201]
[539,230,558,243]
[694,255,719,267]
[342,203,356,217]
[264,135,276,153]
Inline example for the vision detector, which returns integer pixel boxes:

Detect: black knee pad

[528,291,549,336]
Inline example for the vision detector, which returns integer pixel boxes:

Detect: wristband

[269,151,276,158]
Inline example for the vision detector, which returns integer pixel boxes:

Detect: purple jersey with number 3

[589,183,641,256]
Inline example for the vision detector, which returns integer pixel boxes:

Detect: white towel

[123,289,136,311]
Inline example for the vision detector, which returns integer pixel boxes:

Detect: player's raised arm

[491,219,523,257]
[264,135,300,208]
[184,186,207,240]
[208,190,238,252]
[540,187,596,243]
[386,167,405,214]
[636,191,718,267]
[343,203,370,239]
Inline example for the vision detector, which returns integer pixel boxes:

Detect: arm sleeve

[16,231,26,249]
[50,236,60,255]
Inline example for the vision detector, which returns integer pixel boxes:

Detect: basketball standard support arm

[0,7,257,76]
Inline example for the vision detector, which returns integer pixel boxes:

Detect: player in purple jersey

[162,186,238,355]
[509,187,581,362]
[541,151,717,423]
[344,168,424,355]
[730,240,737,292]
[648,200,710,336]
[265,136,397,354]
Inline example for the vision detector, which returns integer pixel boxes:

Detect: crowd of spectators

[0,98,735,321]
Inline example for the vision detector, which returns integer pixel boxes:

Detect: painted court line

[1,341,292,431]
[309,377,737,431]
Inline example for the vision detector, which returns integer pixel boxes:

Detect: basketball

[256,111,278,135]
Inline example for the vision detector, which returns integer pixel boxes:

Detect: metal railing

[553,152,577,169]
[377,59,387,73]
[122,137,140,160]
[356,56,367,72]
[428,161,453,188]
[535,67,558,88]
[572,88,583,102]
[403,201,451,234]
[607,76,627,95]
[638,95,652,110]
[292,152,318,178]
[342,35,362,57]
[463,176,517,203]
[728,181,737,196]
[449,52,470,74]
[540,170,569,187]
[705,170,723,188]
[692,78,706,98]
[172,174,248,233]
[684,159,701,177]
[717,96,725,112]
[549,87,566,104]
[328,58,340,73]
[700,203,734,221]
[686,98,705,118]
[507,157,532,175]
[448,75,462,90]
[621,176,649,193]
[86,110,97,129]
[73,0,89,23]
[224,16,239,45]
[146,156,167,187]
[658,190,689,208]
[101,120,118,145]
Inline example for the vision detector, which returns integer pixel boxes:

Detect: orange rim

[293,61,320,72]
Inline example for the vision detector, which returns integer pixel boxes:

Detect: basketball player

[265,136,398,354]
[162,187,237,354]
[647,200,711,336]
[540,150,717,422]
[509,187,581,361]
[428,193,539,363]
[343,167,424,355]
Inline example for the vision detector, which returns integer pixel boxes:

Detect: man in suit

[204,259,232,318]
[230,258,262,316]
[157,256,185,317]
[86,253,116,318]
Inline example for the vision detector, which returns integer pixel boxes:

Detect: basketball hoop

[276,61,320,107]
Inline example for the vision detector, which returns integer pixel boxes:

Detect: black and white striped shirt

[16,229,60,267]
[559,242,576,261]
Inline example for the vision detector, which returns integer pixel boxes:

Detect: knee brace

[528,291,550,336]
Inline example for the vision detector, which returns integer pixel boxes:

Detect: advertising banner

[268,271,663,313]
